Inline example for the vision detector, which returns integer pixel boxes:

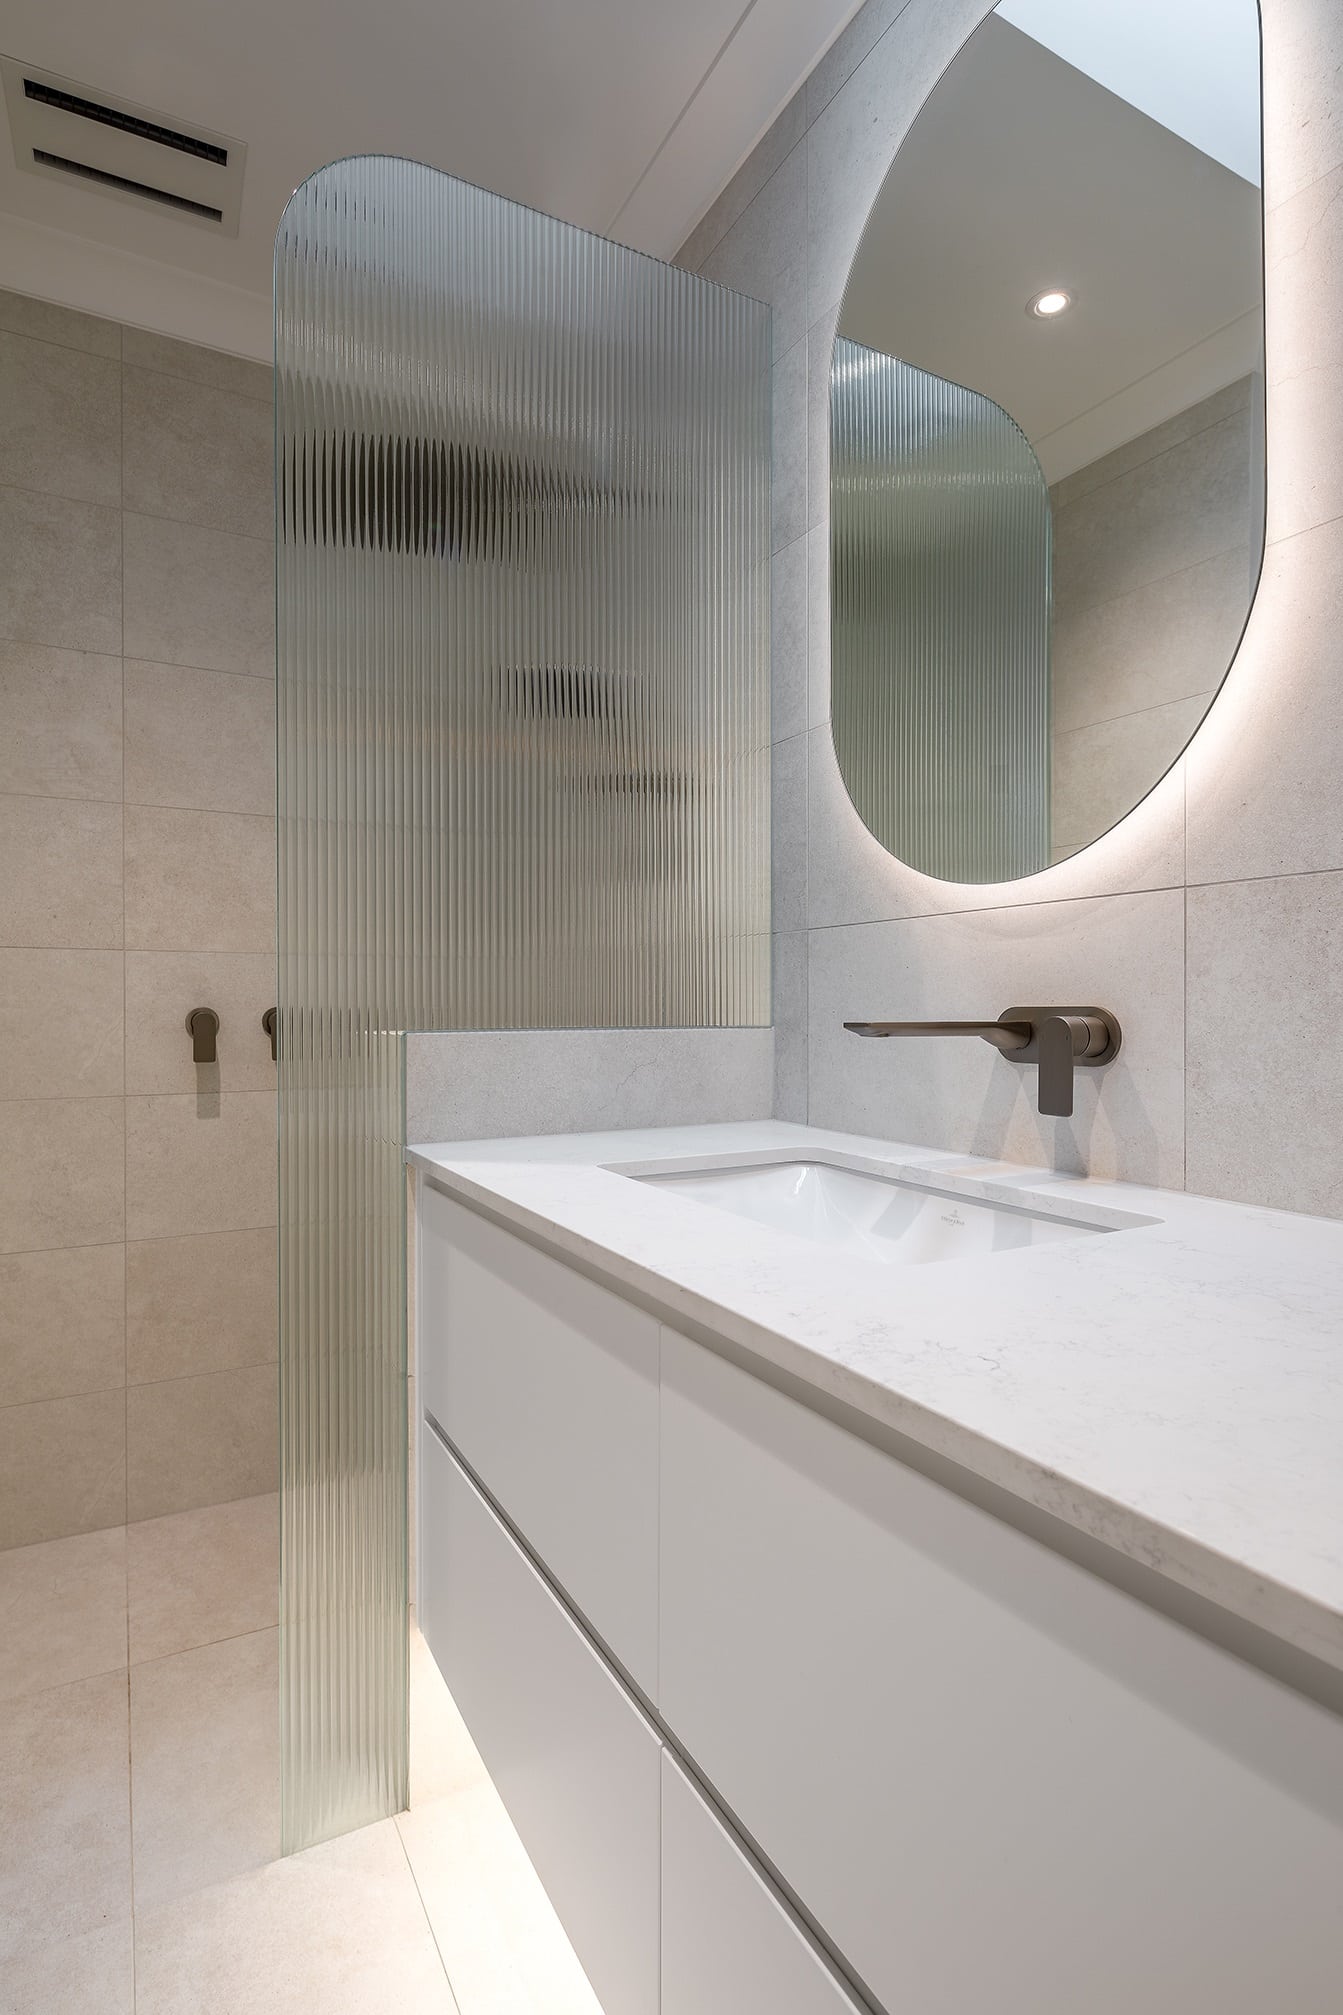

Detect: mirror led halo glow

[1027,287,1072,318]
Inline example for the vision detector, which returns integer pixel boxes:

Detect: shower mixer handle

[185,1006,220,1064]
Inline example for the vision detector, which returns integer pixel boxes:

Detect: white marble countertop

[406,1121,1343,1676]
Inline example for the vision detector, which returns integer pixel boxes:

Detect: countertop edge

[407,1138,1343,1686]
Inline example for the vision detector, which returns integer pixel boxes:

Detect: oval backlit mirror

[830,0,1264,882]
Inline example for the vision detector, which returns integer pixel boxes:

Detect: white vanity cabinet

[417,1182,659,1693]
[419,1425,662,2015]
[658,1326,1343,2015]
[660,1754,866,2015]
[416,1182,1343,2015]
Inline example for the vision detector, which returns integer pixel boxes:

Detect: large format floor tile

[0,1540,599,2010]
[128,1493,277,1666]
[0,1669,131,1962]
[0,1920,133,2015]
[0,1524,126,1703]
[129,1627,280,1912]
[133,1820,458,2015]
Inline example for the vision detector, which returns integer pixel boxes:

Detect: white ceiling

[0,0,863,360]
[999,0,1262,185]
[839,16,1262,481]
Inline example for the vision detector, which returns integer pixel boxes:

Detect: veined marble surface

[407,1121,1343,1674]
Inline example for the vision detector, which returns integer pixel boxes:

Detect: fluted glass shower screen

[275,157,770,1851]
[830,340,1051,882]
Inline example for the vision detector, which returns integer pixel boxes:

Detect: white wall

[677,0,1343,1215]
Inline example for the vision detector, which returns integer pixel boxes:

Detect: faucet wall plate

[997,1006,1121,1067]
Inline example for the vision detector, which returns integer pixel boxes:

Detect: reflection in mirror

[831,0,1264,882]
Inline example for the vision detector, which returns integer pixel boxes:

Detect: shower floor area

[0,1497,602,2013]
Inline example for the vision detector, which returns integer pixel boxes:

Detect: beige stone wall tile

[1188,870,1343,1217]
[0,795,123,949]
[0,641,122,801]
[122,368,271,539]
[126,1364,277,1521]
[124,805,275,953]
[124,660,274,815]
[0,1095,124,1254]
[124,951,276,1095]
[0,1525,127,1701]
[0,487,120,653]
[0,1243,124,1406]
[0,288,120,358]
[123,513,274,679]
[0,1392,126,1547]
[0,949,123,1098]
[125,1091,276,1241]
[808,888,1185,1188]
[0,332,120,507]
[126,1226,275,1383]
[121,327,272,403]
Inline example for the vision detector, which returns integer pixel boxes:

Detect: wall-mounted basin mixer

[185,1006,220,1064]
[844,1006,1121,1119]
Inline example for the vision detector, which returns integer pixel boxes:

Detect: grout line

[802,858,1343,939]
[122,1355,279,1394]
[805,879,1188,932]
[680,128,808,274]
[606,0,767,237]
[1050,390,1255,511]
[126,1661,137,2012]
[0,476,270,543]
[129,1620,278,1677]
[0,1086,271,1102]
[0,315,121,363]
[122,656,277,684]
[391,1811,464,2013]
[120,344,130,1560]
[1053,689,1216,739]
[0,472,121,514]
[119,503,271,542]
[121,356,272,410]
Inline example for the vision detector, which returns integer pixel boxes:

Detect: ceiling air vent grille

[1,57,245,234]
[32,150,225,222]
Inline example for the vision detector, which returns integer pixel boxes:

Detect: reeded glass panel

[275,156,770,1850]
[831,340,1051,882]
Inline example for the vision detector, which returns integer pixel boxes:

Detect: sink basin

[636,1159,1102,1266]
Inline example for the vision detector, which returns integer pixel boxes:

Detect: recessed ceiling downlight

[1028,288,1072,319]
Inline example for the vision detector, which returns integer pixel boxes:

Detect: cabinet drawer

[659,1326,1343,2015]
[662,1753,867,2015]
[417,1183,659,1692]
[419,1424,661,2015]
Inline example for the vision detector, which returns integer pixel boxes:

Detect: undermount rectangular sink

[634,1159,1103,1266]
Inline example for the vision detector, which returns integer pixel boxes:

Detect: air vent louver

[32,150,225,220]
[2,56,245,234]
